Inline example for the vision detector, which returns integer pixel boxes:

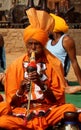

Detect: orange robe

[0,49,76,130]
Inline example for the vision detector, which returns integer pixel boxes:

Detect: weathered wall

[0,29,25,53]
[68,29,81,55]
[0,28,81,55]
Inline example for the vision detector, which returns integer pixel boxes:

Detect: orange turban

[23,25,48,46]
[50,13,69,33]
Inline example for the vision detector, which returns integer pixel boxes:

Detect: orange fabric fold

[23,25,48,46]
[26,8,55,33]
[0,102,76,129]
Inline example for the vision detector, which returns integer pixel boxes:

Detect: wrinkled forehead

[26,38,42,46]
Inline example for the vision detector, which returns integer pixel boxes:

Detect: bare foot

[65,86,81,94]
[76,107,81,112]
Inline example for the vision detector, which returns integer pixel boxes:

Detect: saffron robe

[0,49,76,130]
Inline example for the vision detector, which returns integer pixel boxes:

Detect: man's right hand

[19,79,31,94]
[10,79,31,107]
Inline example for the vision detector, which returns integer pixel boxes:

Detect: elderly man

[0,25,77,130]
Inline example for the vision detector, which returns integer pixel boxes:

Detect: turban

[23,25,48,46]
[50,13,69,33]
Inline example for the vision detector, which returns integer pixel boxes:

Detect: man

[0,34,6,101]
[46,13,81,94]
[0,34,6,92]
[0,34,6,73]
[0,25,77,130]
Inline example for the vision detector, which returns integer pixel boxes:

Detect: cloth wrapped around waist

[12,108,51,121]
[12,100,52,121]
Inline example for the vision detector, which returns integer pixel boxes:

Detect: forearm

[72,62,81,85]
[10,89,24,107]
[43,87,57,103]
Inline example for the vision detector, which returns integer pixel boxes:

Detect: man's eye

[35,42,39,45]
[27,41,41,46]
[28,42,39,45]
[28,42,32,46]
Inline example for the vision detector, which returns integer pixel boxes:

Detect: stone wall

[68,29,81,55]
[0,28,81,55]
[0,29,25,53]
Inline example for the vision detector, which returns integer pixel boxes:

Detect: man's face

[26,38,44,59]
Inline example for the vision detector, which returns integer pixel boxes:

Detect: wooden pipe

[26,51,37,116]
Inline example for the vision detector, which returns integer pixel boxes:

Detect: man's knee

[0,102,11,115]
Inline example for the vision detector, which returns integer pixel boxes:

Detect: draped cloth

[23,6,55,46]
[1,49,76,130]
[26,8,55,33]
[23,25,48,46]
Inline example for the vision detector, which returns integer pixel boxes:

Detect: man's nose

[32,43,36,50]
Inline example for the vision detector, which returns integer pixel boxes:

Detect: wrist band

[16,90,23,97]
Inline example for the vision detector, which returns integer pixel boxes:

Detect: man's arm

[63,35,81,86]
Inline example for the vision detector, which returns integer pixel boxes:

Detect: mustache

[30,50,38,54]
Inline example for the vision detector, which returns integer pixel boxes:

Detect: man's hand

[27,70,40,85]
[11,79,31,107]
[19,70,40,95]
[19,79,31,93]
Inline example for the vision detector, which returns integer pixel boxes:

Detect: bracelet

[16,90,23,97]
[42,84,47,92]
